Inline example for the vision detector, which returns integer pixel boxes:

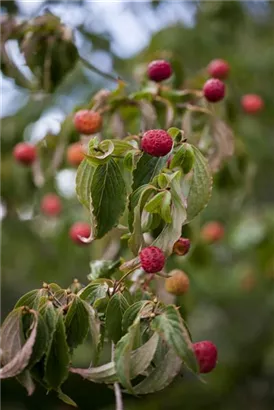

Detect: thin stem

[112,343,124,410]
[80,57,119,83]
[114,264,141,293]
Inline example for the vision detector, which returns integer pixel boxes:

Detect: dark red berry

[203,78,225,103]
[172,237,191,256]
[207,59,230,79]
[139,246,165,273]
[241,94,264,114]
[141,129,173,157]
[13,143,37,165]
[193,341,218,373]
[41,194,62,217]
[147,60,172,82]
[69,222,91,245]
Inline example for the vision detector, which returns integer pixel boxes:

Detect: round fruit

[172,237,191,256]
[139,246,165,273]
[241,94,264,114]
[165,270,190,296]
[147,60,172,82]
[67,142,85,166]
[193,341,218,373]
[69,222,91,245]
[141,129,173,157]
[41,194,62,217]
[201,221,224,243]
[74,110,102,135]
[207,59,230,79]
[203,78,225,103]
[13,143,36,165]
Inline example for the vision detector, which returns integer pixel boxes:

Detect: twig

[80,56,119,83]
[113,264,141,293]
[112,343,124,410]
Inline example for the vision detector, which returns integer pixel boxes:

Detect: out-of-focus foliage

[1,1,274,410]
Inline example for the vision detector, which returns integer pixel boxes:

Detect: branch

[80,56,119,83]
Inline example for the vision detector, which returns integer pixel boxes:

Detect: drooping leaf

[17,371,36,396]
[144,191,166,213]
[14,289,47,310]
[132,153,169,191]
[128,185,156,255]
[78,280,110,306]
[160,191,172,223]
[0,309,40,379]
[38,300,58,349]
[70,361,117,384]
[150,305,198,373]
[64,296,90,349]
[26,313,48,369]
[82,301,100,365]
[105,292,129,343]
[133,348,182,394]
[87,259,121,281]
[90,158,126,238]
[44,310,70,389]
[122,301,154,333]
[152,171,187,255]
[57,388,77,408]
[114,318,140,393]
[76,159,95,209]
[186,145,212,222]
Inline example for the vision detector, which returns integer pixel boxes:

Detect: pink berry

[69,222,91,245]
[141,129,173,157]
[172,237,191,256]
[41,194,62,217]
[201,221,224,243]
[207,59,230,79]
[193,341,218,373]
[203,78,225,103]
[13,143,36,165]
[139,246,165,273]
[147,60,172,82]
[73,110,102,135]
[241,94,264,114]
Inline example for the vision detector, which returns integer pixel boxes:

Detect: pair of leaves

[76,157,127,239]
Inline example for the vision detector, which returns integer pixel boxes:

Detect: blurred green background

[1,1,274,409]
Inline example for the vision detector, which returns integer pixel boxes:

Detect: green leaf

[133,348,182,394]
[186,146,212,222]
[122,301,154,333]
[86,139,114,166]
[27,313,49,369]
[150,305,198,373]
[76,159,95,210]
[167,127,182,141]
[57,389,77,408]
[152,172,187,255]
[114,318,140,393]
[38,300,58,344]
[65,296,90,349]
[128,185,156,255]
[0,309,40,379]
[90,158,126,239]
[17,371,36,396]
[160,191,172,223]
[82,302,100,365]
[87,259,121,281]
[44,311,70,389]
[78,280,110,305]
[70,361,117,384]
[14,289,47,310]
[101,139,134,156]
[144,191,166,213]
[105,292,129,343]
[132,153,169,191]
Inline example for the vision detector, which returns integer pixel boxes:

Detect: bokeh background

[1,1,274,409]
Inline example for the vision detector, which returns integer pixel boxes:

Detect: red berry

[41,194,62,217]
[74,110,102,135]
[69,222,91,245]
[172,237,191,256]
[203,78,225,103]
[207,59,230,79]
[67,142,85,166]
[13,143,36,165]
[139,246,165,273]
[141,129,173,157]
[201,221,224,243]
[241,94,264,114]
[147,60,172,82]
[193,341,218,373]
